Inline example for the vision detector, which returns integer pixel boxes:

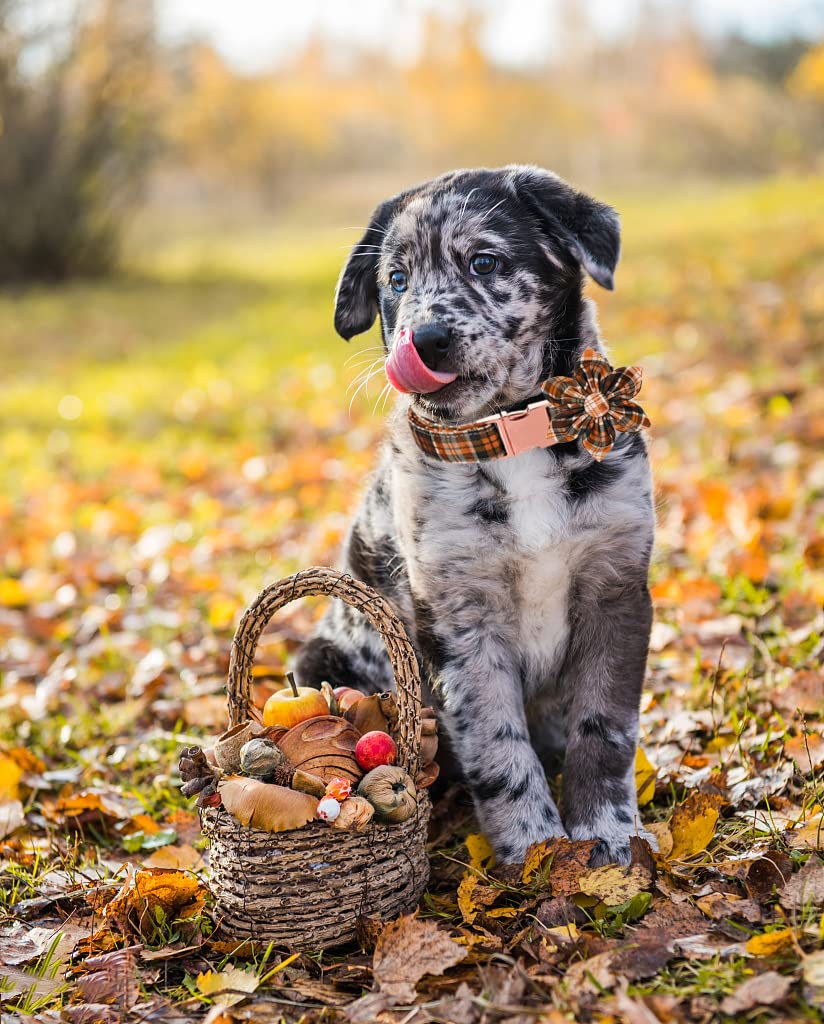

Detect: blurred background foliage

[2,0,824,280]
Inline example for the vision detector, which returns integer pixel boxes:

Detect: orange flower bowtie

[540,347,651,461]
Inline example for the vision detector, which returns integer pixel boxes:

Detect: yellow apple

[263,673,329,729]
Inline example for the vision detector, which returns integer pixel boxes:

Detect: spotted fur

[296,166,655,865]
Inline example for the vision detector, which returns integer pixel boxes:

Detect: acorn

[239,738,287,781]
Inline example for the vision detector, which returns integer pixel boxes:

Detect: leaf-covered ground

[1,176,824,1022]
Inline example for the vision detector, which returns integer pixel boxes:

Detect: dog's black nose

[413,322,451,371]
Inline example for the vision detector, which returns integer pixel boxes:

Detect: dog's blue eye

[389,271,408,293]
[470,253,498,276]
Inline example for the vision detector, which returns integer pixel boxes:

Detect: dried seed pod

[258,724,289,745]
[420,710,439,765]
[239,738,287,780]
[378,692,399,729]
[345,694,389,736]
[291,769,326,798]
[181,775,215,797]
[277,716,362,783]
[320,681,339,716]
[178,746,216,784]
[214,722,263,773]
[415,761,440,789]
[357,765,417,823]
[331,795,375,832]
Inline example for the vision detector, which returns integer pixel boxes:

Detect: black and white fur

[296,166,655,866]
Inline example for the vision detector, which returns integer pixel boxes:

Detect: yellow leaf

[746,928,796,956]
[486,906,519,918]
[457,873,479,924]
[208,595,238,630]
[465,832,495,871]
[0,578,27,607]
[196,966,259,1006]
[635,747,657,806]
[0,755,23,801]
[669,793,723,860]
[577,864,651,907]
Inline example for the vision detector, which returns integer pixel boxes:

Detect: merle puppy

[295,165,655,866]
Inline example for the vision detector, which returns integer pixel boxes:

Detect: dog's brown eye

[470,253,498,276]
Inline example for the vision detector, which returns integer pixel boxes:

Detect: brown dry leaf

[779,859,824,910]
[696,892,761,923]
[720,971,792,1013]
[786,814,824,850]
[564,949,617,997]
[197,966,260,1006]
[521,837,597,887]
[646,820,673,859]
[771,670,824,716]
[785,731,824,771]
[50,790,132,831]
[218,776,317,832]
[668,792,724,860]
[372,914,466,1004]
[77,946,141,1009]
[144,843,205,871]
[577,863,652,906]
[102,867,207,945]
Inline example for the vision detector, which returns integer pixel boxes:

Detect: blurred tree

[0,0,157,281]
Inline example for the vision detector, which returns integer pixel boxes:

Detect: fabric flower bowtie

[540,347,650,461]
[406,346,651,464]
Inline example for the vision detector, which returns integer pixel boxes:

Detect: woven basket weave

[201,566,431,948]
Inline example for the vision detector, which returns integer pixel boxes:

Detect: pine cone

[178,745,217,784]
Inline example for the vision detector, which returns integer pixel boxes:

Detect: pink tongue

[385,328,458,394]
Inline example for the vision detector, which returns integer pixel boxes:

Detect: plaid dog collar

[407,348,650,464]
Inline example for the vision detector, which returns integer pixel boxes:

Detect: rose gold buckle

[489,400,553,457]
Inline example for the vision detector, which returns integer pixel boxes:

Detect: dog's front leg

[561,577,655,866]
[435,630,567,863]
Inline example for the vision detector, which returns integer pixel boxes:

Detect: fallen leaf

[522,837,597,887]
[77,946,141,1009]
[564,949,617,997]
[100,867,208,945]
[804,950,824,987]
[0,799,24,840]
[144,843,205,871]
[465,832,495,871]
[646,820,673,859]
[371,914,466,1004]
[197,966,260,1006]
[780,859,824,910]
[577,863,652,907]
[786,814,824,850]
[0,754,23,800]
[721,971,792,1013]
[697,892,761,923]
[635,747,657,806]
[668,792,724,859]
[746,928,797,956]
[785,731,824,771]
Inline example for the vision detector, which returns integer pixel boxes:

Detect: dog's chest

[399,449,583,671]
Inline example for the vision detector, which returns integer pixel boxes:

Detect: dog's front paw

[573,824,658,867]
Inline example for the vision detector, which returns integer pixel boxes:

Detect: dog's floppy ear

[509,165,621,290]
[334,197,400,340]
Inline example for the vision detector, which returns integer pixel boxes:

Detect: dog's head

[335,165,620,420]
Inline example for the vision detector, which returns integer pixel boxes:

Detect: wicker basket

[201,566,431,949]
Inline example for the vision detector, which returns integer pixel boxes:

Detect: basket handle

[227,566,423,774]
